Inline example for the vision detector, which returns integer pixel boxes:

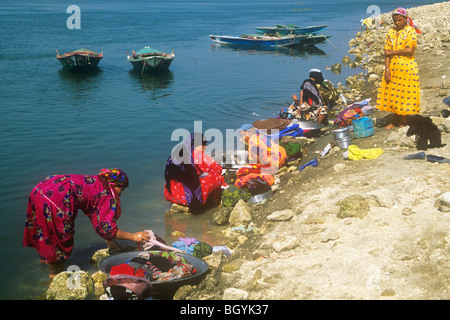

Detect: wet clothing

[23,174,122,264]
[376,25,420,115]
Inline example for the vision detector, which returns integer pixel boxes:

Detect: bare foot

[385,123,394,129]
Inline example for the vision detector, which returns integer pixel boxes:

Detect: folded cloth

[347,145,384,160]
[142,230,183,252]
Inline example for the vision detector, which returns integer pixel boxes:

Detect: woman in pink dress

[164,133,225,212]
[23,168,151,279]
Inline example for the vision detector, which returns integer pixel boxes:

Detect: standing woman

[23,168,151,279]
[376,7,421,129]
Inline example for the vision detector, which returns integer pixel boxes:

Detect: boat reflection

[210,42,327,58]
[128,69,174,98]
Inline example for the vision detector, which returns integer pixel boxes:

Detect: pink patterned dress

[23,174,121,264]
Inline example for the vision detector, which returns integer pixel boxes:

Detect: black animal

[406,114,445,150]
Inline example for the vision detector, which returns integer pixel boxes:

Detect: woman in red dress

[23,168,150,279]
[164,133,225,212]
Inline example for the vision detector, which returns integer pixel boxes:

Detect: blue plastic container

[352,116,374,138]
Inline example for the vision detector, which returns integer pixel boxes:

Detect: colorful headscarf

[98,168,129,189]
[392,7,407,17]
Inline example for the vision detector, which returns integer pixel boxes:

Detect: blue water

[0,0,442,299]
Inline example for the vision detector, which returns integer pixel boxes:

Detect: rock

[222,259,244,273]
[212,206,233,225]
[337,195,370,219]
[90,248,109,265]
[331,63,342,73]
[443,117,450,133]
[321,228,339,243]
[381,288,396,296]
[229,199,252,226]
[366,188,396,208]
[342,55,352,64]
[267,209,294,221]
[46,270,94,300]
[273,235,299,252]
[368,74,380,83]
[203,252,224,269]
[171,203,191,213]
[436,192,450,212]
[91,271,108,296]
[223,288,248,300]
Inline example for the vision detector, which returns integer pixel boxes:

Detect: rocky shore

[173,2,450,300]
[44,2,449,300]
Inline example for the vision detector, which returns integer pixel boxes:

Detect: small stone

[321,228,339,243]
[267,209,294,221]
[381,288,396,296]
[223,288,248,300]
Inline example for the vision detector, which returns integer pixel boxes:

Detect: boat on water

[127,46,175,73]
[254,24,327,36]
[56,48,103,71]
[209,33,308,47]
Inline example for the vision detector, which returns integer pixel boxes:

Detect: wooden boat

[127,46,175,73]
[56,48,103,71]
[254,24,327,36]
[209,33,307,47]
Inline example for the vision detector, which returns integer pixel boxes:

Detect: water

[0,0,442,299]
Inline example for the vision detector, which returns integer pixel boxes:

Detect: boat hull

[56,49,103,71]
[209,34,306,47]
[128,56,174,72]
[255,25,327,35]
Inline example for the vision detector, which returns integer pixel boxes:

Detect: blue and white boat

[209,33,307,47]
[254,24,327,36]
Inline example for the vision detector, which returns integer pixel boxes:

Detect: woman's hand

[384,69,391,83]
[131,231,151,243]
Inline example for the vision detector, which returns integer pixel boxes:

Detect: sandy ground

[175,2,450,300]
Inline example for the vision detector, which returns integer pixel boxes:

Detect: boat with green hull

[127,46,175,73]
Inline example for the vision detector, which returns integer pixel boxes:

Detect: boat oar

[141,57,147,75]
[55,48,60,56]
[324,35,338,49]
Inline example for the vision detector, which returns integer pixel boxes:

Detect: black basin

[98,250,210,299]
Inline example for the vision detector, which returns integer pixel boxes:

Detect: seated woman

[290,69,328,125]
[164,132,225,212]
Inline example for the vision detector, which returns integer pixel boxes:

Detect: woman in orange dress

[376,7,420,129]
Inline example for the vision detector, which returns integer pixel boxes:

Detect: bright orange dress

[376,25,420,115]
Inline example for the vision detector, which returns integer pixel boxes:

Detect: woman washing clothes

[290,68,328,125]
[164,132,225,212]
[23,168,151,280]
[376,7,420,129]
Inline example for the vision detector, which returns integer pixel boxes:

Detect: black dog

[406,114,445,150]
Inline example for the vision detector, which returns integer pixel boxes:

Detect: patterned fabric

[234,165,275,189]
[376,25,420,115]
[98,168,129,189]
[247,130,287,174]
[164,149,224,207]
[23,174,121,264]
[392,7,407,17]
